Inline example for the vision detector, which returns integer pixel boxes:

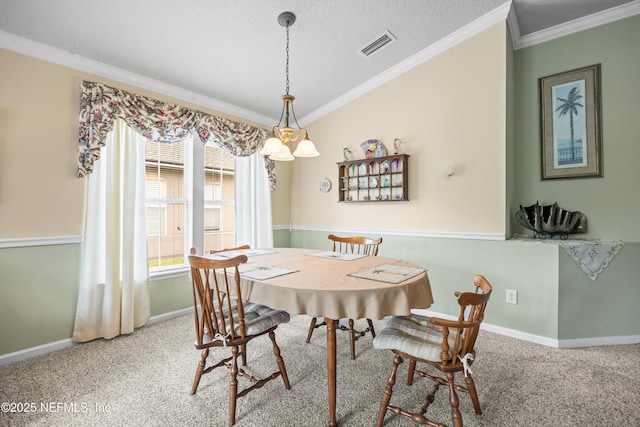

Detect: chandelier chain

[285,23,290,95]
[260,11,319,159]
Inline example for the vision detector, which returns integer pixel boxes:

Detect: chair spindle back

[188,254,248,347]
[328,234,383,256]
[430,275,492,366]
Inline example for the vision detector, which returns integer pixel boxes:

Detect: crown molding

[512,0,640,49]
[3,1,638,128]
[303,0,640,123]
[506,1,522,49]
[300,2,512,125]
[0,30,274,127]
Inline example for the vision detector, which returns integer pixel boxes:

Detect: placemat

[237,263,298,280]
[215,249,276,258]
[307,251,368,261]
[348,264,426,284]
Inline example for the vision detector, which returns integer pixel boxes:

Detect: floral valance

[77,80,275,189]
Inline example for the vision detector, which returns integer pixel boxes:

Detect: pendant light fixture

[260,11,319,161]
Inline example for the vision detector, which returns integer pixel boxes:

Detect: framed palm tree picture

[539,64,602,179]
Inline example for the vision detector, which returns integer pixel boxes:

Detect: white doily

[559,240,624,280]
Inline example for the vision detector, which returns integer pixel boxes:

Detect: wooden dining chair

[305,234,383,359]
[206,244,251,366]
[188,248,291,426]
[372,275,492,427]
[209,244,250,254]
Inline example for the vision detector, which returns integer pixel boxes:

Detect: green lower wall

[289,230,560,338]
[149,276,192,318]
[0,244,192,356]
[1,234,638,356]
[0,244,81,354]
[558,241,640,339]
[284,229,640,341]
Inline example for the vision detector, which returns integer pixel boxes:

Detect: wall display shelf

[338,154,409,202]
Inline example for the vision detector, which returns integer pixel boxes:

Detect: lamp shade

[260,136,283,156]
[269,143,295,161]
[292,138,320,157]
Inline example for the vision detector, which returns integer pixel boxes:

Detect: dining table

[208,247,434,427]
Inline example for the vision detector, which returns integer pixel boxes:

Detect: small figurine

[393,138,403,154]
[343,147,352,161]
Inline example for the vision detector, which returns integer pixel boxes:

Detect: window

[144,136,235,272]
[203,140,236,252]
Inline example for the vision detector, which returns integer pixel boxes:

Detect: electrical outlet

[506,289,518,305]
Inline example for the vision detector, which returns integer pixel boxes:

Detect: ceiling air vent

[359,30,397,57]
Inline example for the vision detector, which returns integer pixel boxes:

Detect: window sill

[150,265,189,281]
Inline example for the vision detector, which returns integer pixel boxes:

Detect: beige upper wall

[0,48,268,239]
[0,50,86,238]
[1,22,507,239]
[270,161,292,226]
[288,23,507,236]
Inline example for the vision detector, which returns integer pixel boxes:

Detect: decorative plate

[380,160,391,174]
[319,178,331,193]
[369,177,378,188]
[360,139,388,158]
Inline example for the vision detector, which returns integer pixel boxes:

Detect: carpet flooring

[1,314,639,426]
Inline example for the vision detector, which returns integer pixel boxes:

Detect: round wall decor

[319,178,332,192]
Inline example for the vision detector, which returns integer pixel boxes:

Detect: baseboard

[556,334,640,349]
[0,307,193,366]
[0,338,77,366]
[146,307,192,326]
[411,308,640,349]
[3,307,637,365]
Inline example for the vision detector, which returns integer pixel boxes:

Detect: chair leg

[191,348,209,395]
[465,375,482,414]
[348,319,356,360]
[367,319,376,338]
[241,343,247,366]
[306,317,317,343]
[446,372,463,427]
[228,346,240,426]
[376,354,402,427]
[407,359,417,385]
[269,330,291,390]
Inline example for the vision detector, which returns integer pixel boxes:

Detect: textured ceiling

[0,0,637,125]
[513,0,633,33]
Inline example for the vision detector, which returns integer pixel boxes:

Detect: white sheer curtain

[235,152,274,248]
[73,119,150,342]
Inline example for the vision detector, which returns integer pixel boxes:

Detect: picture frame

[539,64,602,180]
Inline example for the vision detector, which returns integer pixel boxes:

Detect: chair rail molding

[0,235,83,248]
[276,224,505,241]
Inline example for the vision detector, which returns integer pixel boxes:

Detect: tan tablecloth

[221,247,434,320]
